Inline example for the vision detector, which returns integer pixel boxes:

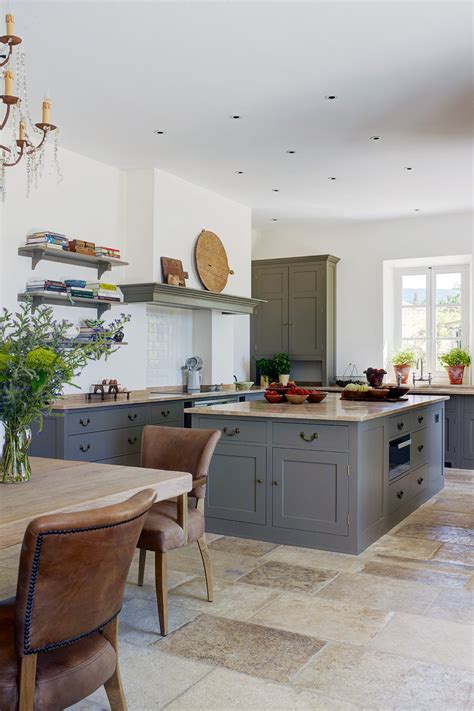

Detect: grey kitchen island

[188,394,448,554]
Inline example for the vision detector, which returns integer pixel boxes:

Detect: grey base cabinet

[442,395,474,469]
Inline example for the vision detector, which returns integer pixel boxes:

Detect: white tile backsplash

[146,305,193,386]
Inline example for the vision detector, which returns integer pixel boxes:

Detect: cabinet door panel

[272,448,349,535]
[445,411,457,466]
[253,267,288,355]
[288,264,324,357]
[462,411,474,461]
[205,444,266,524]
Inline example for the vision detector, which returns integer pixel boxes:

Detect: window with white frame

[395,265,470,378]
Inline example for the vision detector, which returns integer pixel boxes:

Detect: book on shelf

[95,246,121,259]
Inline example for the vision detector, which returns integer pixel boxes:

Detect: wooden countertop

[0,457,192,549]
[187,393,449,422]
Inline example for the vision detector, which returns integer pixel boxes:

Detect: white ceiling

[13,0,474,225]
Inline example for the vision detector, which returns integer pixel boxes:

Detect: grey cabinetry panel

[150,401,184,426]
[272,448,349,536]
[203,418,267,444]
[462,410,474,463]
[205,443,266,524]
[288,264,325,358]
[67,405,147,434]
[252,266,289,355]
[444,410,457,466]
[67,425,143,462]
[273,422,348,452]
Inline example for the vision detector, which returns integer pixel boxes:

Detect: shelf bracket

[31,253,41,270]
[98,262,112,280]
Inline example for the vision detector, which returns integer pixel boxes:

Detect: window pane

[402,339,426,361]
[436,339,460,369]
[436,305,462,338]
[402,306,426,338]
[402,274,426,305]
[436,272,462,305]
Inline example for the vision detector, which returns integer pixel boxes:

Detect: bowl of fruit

[264,390,284,403]
[285,386,310,404]
[341,383,371,400]
[307,390,327,403]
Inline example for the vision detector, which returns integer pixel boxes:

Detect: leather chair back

[141,426,221,498]
[14,489,156,657]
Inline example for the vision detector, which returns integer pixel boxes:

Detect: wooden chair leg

[197,534,214,602]
[155,550,169,636]
[18,653,37,711]
[103,618,127,711]
[138,548,146,586]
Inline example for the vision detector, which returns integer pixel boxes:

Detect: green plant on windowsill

[439,347,471,368]
[392,348,417,367]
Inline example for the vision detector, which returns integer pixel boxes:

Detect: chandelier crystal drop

[0,12,61,199]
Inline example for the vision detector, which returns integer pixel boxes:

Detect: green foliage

[392,348,417,367]
[439,347,471,367]
[0,301,131,431]
[256,358,273,377]
[271,352,291,376]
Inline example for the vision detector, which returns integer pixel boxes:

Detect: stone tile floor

[1,469,472,710]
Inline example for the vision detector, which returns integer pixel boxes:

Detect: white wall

[253,212,474,379]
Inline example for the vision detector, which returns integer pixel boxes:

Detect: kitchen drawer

[97,453,141,467]
[272,422,349,452]
[150,401,184,425]
[387,412,414,438]
[387,465,427,513]
[204,418,267,444]
[412,428,428,467]
[412,408,429,430]
[67,425,143,461]
[67,406,146,435]
[151,420,181,428]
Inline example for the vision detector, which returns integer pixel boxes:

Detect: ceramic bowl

[307,391,327,403]
[285,394,308,404]
[264,391,284,403]
[386,385,410,399]
[235,381,254,391]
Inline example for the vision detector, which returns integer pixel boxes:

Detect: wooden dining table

[0,457,193,550]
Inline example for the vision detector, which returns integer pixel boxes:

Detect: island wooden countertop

[187,393,449,422]
[0,457,192,550]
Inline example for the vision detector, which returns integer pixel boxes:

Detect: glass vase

[1,425,32,483]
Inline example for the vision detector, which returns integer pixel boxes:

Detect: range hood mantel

[118,282,265,315]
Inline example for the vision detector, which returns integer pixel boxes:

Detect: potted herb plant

[439,347,471,385]
[392,348,417,384]
[256,358,273,388]
[271,352,291,386]
[0,302,130,483]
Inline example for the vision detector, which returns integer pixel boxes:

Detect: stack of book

[26,232,68,250]
[27,279,67,295]
[96,245,121,259]
[68,240,95,256]
[76,326,101,342]
[68,285,95,300]
[87,282,124,302]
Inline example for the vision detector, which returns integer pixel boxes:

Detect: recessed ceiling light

[286,150,295,154]
[154,130,165,134]
[230,114,241,119]
[271,218,278,221]
[272,188,279,192]
[405,167,413,171]
[328,177,336,180]
[325,95,338,100]
[414,208,420,212]
[236,170,244,174]
[370,136,381,141]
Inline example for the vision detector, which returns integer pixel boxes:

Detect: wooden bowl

[341,390,369,400]
[285,394,308,404]
[369,388,390,399]
[307,391,327,403]
[264,392,284,403]
[386,385,410,400]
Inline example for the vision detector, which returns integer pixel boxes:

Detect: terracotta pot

[446,365,465,385]
[393,364,411,384]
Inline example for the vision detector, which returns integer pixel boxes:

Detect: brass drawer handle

[417,477,424,485]
[223,426,240,436]
[397,421,404,431]
[128,413,138,421]
[161,410,171,418]
[397,490,404,499]
[418,415,424,424]
[79,444,91,453]
[79,417,91,427]
[300,431,319,442]
[128,436,138,445]
[417,444,424,452]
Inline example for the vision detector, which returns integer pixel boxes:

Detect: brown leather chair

[137,425,221,636]
[0,488,156,711]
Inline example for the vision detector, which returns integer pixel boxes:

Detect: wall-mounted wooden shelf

[18,245,128,279]
[18,292,127,318]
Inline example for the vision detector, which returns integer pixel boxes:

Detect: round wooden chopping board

[195,230,234,292]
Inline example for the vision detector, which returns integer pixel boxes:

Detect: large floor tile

[209,536,278,557]
[316,572,439,613]
[170,577,280,621]
[166,667,357,711]
[425,588,474,624]
[0,565,17,598]
[361,534,441,560]
[239,561,338,594]
[167,546,264,581]
[407,509,474,528]
[361,559,471,589]
[293,642,473,710]
[395,522,474,546]
[249,592,391,645]
[125,567,196,601]
[264,544,364,572]
[433,497,474,514]
[369,611,474,671]
[159,614,325,683]
[0,544,21,570]
[119,595,201,646]
[433,542,474,567]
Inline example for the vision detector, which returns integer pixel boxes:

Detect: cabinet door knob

[128,436,138,445]
[417,444,424,452]
[417,477,424,485]
[79,417,90,427]
[418,415,424,424]
[161,410,171,418]
[128,413,138,421]
[273,480,279,486]
[257,478,263,484]
[396,490,404,499]
[79,444,91,453]
[300,431,319,442]
[223,426,240,436]
[397,421,404,431]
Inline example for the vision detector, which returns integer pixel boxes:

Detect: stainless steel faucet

[412,358,432,386]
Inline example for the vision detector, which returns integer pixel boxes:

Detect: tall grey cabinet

[251,255,339,385]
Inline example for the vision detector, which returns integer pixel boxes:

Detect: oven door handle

[395,439,411,449]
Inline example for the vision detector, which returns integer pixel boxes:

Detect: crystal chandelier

[0,12,61,199]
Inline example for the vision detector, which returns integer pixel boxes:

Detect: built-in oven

[389,434,411,481]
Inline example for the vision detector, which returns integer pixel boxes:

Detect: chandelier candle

[4,69,13,96]
[5,13,13,36]
[18,120,25,141]
[42,99,51,124]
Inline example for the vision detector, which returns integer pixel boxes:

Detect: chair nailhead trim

[23,509,148,655]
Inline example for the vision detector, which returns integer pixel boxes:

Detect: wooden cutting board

[195,230,234,293]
